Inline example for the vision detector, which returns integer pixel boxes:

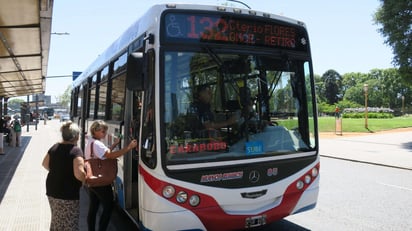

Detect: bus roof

[72,3,306,88]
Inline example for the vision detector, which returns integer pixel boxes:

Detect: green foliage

[8,98,25,103]
[317,102,335,114]
[317,68,412,114]
[336,99,362,110]
[317,100,362,115]
[7,98,25,112]
[320,70,342,104]
[342,112,394,119]
[56,85,71,108]
[374,0,412,83]
[318,116,410,132]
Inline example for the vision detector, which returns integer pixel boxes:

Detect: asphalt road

[277,130,412,230]
[284,157,412,230]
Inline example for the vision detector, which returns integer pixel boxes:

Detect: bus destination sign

[163,12,308,51]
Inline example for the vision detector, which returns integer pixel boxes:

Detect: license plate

[245,215,266,228]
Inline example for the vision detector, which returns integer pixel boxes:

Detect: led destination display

[163,12,308,51]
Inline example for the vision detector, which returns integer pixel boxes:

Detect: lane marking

[377,182,412,192]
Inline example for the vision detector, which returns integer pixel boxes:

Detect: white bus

[71,4,319,230]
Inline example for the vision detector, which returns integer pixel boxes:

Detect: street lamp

[363,83,368,129]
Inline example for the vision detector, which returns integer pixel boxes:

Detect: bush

[342,112,394,119]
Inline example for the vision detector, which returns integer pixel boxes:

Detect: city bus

[38,106,54,120]
[71,4,319,230]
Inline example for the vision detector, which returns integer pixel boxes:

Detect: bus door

[125,46,154,220]
[126,90,142,219]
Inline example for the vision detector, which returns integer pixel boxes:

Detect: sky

[44,0,394,102]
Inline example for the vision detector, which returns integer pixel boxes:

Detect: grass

[318,116,411,133]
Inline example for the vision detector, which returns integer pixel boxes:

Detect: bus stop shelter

[0,0,54,152]
[0,0,53,111]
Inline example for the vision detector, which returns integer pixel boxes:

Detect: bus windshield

[163,50,316,165]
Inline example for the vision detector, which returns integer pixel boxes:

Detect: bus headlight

[162,185,175,198]
[189,195,200,207]
[296,180,304,190]
[176,191,188,203]
[311,167,318,177]
[304,175,311,184]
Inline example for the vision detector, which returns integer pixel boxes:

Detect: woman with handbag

[85,120,137,231]
[42,121,86,231]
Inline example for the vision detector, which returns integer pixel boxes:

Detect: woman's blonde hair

[60,121,80,142]
[89,120,108,137]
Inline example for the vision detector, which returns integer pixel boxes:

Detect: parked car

[60,114,70,122]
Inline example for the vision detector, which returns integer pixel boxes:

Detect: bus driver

[191,85,242,130]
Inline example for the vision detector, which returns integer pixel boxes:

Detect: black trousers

[87,185,114,231]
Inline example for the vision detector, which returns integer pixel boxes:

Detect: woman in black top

[42,121,86,231]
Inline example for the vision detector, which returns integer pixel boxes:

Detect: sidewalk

[0,120,59,230]
[319,128,412,170]
[0,119,136,231]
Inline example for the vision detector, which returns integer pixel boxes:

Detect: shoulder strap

[90,141,95,158]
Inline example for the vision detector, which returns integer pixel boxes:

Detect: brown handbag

[85,141,118,187]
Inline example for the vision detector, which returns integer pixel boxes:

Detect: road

[283,157,412,230]
[273,129,412,230]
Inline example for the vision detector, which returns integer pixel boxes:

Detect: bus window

[111,74,126,121]
[77,85,87,117]
[101,65,110,82]
[304,61,316,148]
[98,80,108,119]
[89,75,97,118]
[77,85,84,118]
[141,49,156,168]
[163,51,316,164]
[72,87,78,117]
[89,87,96,118]
[114,52,128,75]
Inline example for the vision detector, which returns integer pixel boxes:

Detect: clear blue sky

[45,0,393,102]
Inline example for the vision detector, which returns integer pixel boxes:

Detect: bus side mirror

[126,52,145,90]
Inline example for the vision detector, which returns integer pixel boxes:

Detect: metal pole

[364,84,368,129]
[35,94,38,130]
[26,95,29,132]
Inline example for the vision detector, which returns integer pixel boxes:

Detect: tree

[56,85,71,109]
[342,68,411,110]
[313,74,325,102]
[7,98,25,113]
[342,72,367,98]
[343,83,365,106]
[321,70,342,104]
[374,0,412,83]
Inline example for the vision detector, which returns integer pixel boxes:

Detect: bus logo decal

[248,170,260,183]
[200,171,243,183]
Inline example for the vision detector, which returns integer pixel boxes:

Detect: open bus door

[120,50,145,220]
[127,90,142,219]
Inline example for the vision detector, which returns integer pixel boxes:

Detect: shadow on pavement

[240,219,310,231]
[402,141,412,151]
[0,136,31,204]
